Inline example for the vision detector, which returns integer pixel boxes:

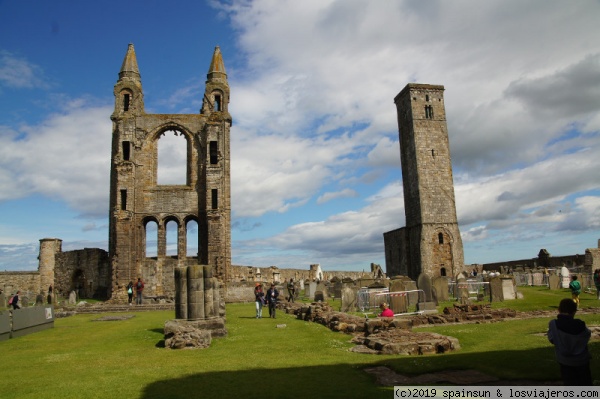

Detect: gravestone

[299,279,305,291]
[316,282,328,299]
[68,291,77,305]
[404,280,419,305]
[501,278,516,300]
[332,279,342,299]
[35,293,44,306]
[341,286,358,312]
[0,292,6,308]
[389,278,408,313]
[532,273,543,286]
[417,273,433,302]
[457,281,470,304]
[306,282,317,300]
[560,266,570,288]
[489,277,503,302]
[548,275,561,290]
[314,291,325,302]
[432,277,449,302]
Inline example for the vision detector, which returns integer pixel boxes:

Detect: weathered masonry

[384,84,465,280]
[109,44,232,301]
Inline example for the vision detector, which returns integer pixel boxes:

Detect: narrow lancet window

[211,189,218,209]
[120,189,127,210]
[123,141,131,161]
[210,141,218,164]
[123,94,130,112]
[214,94,221,111]
[438,232,444,244]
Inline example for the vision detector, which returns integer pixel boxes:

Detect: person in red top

[379,302,394,317]
[135,278,144,305]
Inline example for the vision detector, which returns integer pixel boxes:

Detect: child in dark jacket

[547,298,592,385]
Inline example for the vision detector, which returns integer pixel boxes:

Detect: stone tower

[38,238,62,292]
[384,84,464,280]
[109,43,231,301]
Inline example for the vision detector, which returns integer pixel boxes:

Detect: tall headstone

[560,266,570,288]
[548,275,561,290]
[389,278,408,314]
[341,286,358,312]
[417,273,433,302]
[489,277,503,302]
[501,278,516,300]
[431,276,449,302]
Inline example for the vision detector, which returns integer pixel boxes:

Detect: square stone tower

[384,84,464,280]
[108,44,231,301]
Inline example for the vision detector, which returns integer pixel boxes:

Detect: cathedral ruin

[108,43,232,301]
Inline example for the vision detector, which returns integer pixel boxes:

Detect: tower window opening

[120,189,127,210]
[123,141,131,161]
[211,189,218,210]
[438,233,444,244]
[214,94,221,111]
[431,149,435,158]
[425,105,434,119]
[210,141,218,164]
[440,267,447,277]
[123,94,130,112]
[426,94,430,101]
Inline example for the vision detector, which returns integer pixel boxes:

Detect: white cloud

[0,51,50,89]
[316,188,358,204]
[0,102,112,218]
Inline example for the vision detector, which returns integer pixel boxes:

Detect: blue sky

[1,0,599,272]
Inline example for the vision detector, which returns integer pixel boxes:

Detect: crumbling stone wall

[54,248,110,299]
[0,272,40,297]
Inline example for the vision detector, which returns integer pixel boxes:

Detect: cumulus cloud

[0,101,112,217]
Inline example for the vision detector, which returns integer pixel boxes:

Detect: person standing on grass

[265,283,279,318]
[126,281,134,305]
[568,275,581,309]
[287,278,296,303]
[593,269,600,300]
[547,298,592,386]
[135,278,144,305]
[254,283,265,319]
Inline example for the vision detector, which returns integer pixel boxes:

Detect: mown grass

[0,287,598,398]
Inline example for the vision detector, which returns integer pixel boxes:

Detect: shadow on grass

[140,363,391,399]
[139,342,600,399]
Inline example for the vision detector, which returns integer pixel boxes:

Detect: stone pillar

[38,238,62,294]
[157,224,166,257]
[187,265,205,320]
[203,265,215,318]
[174,267,188,319]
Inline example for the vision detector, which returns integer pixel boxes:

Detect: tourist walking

[287,278,296,302]
[265,283,279,318]
[593,269,600,300]
[547,298,592,385]
[126,281,134,305]
[568,275,581,309]
[135,278,144,305]
[10,291,21,310]
[254,283,265,318]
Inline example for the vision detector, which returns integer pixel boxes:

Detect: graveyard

[0,285,599,398]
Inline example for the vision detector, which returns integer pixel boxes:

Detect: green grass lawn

[0,287,598,398]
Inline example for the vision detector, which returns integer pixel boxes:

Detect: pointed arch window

[214,94,222,111]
